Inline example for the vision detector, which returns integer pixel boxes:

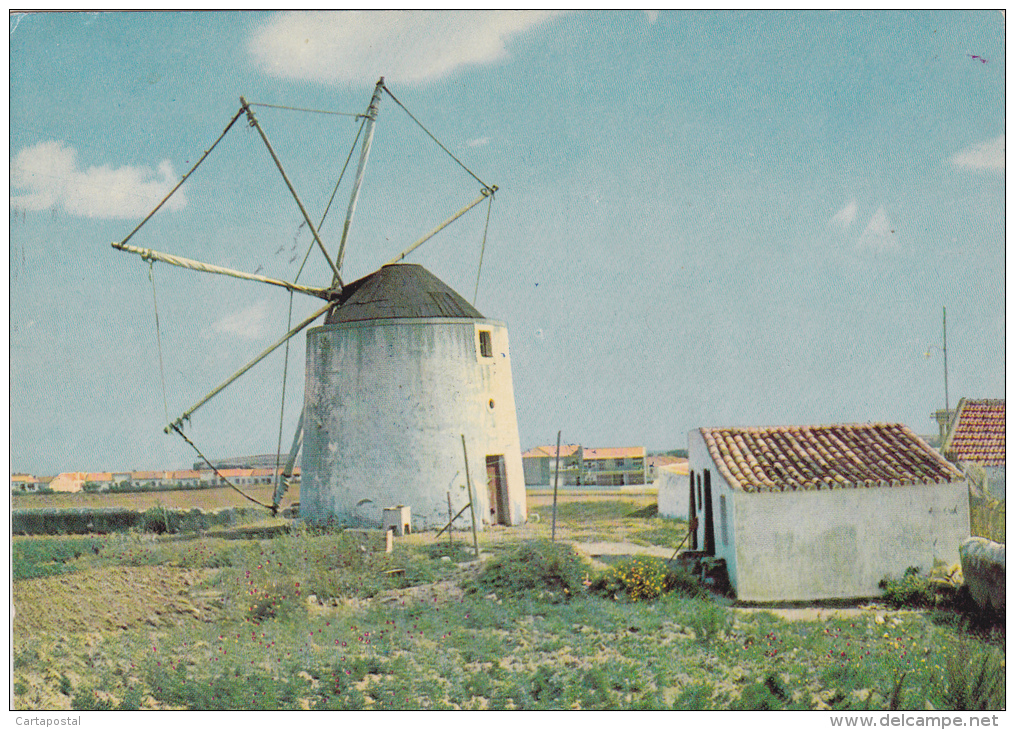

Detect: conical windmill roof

[325,263,485,324]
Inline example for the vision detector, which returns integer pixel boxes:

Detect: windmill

[113,78,527,531]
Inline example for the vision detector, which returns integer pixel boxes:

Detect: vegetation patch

[591,556,703,601]
[465,539,590,601]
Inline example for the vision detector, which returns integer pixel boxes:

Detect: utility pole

[942,306,949,416]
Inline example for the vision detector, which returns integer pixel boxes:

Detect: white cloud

[856,206,896,251]
[210,301,271,341]
[829,200,858,228]
[10,140,186,219]
[248,10,562,85]
[950,134,1004,170]
[466,137,490,148]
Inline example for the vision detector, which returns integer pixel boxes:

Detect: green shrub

[466,539,589,601]
[141,504,177,534]
[591,557,704,601]
[879,567,935,609]
[12,537,102,581]
[591,556,669,600]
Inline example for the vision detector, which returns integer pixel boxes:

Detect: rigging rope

[472,191,495,306]
[170,423,275,511]
[147,261,171,426]
[250,102,362,118]
[120,107,245,248]
[381,85,490,190]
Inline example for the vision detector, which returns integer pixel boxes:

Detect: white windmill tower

[113,78,527,532]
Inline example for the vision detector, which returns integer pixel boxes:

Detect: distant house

[522,444,582,486]
[687,423,968,602]
[582,447,647,486]
[11,474,41,492]
[648,455,685,482]
[130,470,171,489]
[170,470,202,488]
[49,472,88,493]
[84,473,114,491]
[217,468,254,486]
[521,445,647,486]
[656,460,689,519]
[941,398,1005,500]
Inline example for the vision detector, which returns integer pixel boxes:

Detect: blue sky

[9,10,1005,475]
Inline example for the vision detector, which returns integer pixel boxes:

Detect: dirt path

[572,541,674,559]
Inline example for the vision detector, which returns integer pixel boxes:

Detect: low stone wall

[12,507,263,535]
[959,536,1006,613]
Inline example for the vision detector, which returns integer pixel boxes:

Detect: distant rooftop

[943,398,1005,466]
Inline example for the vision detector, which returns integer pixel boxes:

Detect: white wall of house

[656,465,689,519]
[689,428,970,602]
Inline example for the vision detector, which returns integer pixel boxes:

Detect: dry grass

[13,485,300,512]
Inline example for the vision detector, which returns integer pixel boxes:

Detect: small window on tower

[479,330,493,358]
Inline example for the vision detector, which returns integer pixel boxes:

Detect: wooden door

[485,455,508,525]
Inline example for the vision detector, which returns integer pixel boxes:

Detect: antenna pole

[240,97,343,287]
[334,77,385,282]
[943,306,949,415]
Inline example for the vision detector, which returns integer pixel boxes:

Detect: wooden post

[447,492,454,548]
[461,435,480,559]
[552,430,562,542]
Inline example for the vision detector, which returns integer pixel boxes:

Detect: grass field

[11,494,1005,711]
[12,485,301,511]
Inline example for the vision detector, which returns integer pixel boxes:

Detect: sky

[9,10,1006,476]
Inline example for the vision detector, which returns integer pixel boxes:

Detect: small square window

[479,330,493,357]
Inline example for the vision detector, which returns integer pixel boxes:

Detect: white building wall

[732,482,969,602]
[301,317,526,530]
[689,428,970,602]
[656,465,689,519]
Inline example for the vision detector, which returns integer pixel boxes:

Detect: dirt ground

[12,566,221,637]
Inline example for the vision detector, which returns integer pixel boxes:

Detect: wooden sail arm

[386,186,497,266]
[271,409,304,512]
[111,242,334,300]
[165,302,333,433]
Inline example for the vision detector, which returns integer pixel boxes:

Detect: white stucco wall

[301,317,526,530]
[688,428,970,602]
[656,465,689,519]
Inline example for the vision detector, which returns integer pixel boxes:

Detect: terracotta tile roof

[218,468,253,478]
[647,455,686,468]
[522,445,581,459]
[131,471,167,480]
[943,399,1005,466]
[171,470,202,479]
[583,446,645,460]
[86,473,113,482]
[699,423,965,493]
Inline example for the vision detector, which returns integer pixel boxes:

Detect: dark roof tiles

[326,264,483,324]
[700,423,965,493]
